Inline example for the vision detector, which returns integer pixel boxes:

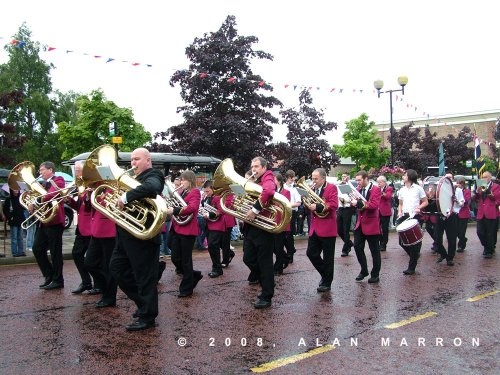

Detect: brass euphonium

[162,179,193,225]
[82,145,168,240]
[296,176,329,218]
[212,158,292,234]
[8,161,59,229]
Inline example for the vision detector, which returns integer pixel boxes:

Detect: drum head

[436,177,455,217]
[396,218,418,231]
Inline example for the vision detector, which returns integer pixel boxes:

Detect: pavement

[0,223,498,374]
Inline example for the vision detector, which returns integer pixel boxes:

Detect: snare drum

[396,218,423,246]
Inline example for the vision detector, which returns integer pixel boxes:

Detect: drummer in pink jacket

[396,169,428,275]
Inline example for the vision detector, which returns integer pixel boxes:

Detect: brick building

[374,109,500,159]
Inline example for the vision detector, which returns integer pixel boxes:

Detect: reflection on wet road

[0,226,498,374]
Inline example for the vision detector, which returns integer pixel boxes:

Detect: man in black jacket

[110,148,164,332]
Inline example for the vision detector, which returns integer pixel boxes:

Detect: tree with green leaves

[57,89,152,160]
[159,15,282,172]
[333,113,389,172]
[0,90,25,166]
[272,89,339,177]
[0,23,60,165]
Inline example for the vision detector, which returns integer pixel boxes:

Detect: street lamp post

[374,76,408,168]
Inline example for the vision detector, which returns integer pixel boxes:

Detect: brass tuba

[8,161,59,228]
[162,179,193,225]
[296,176,329,218]
[82,145,168,240]
[212,158,292,233]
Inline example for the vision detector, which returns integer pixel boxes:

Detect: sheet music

[337,183,354,195]
[16,182,29,191]
[229,184,246,196]
[295,187,310,198]
[96,166,115,180]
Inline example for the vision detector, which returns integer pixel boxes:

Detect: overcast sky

[1,0,498,144]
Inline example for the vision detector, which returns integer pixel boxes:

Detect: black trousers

[457,217,469,250]
[337,207,354,252]
[477,218,497,255]
[221,227,234,264]
[400,240,422,271]
[110,229,160,323]
[85,237,117,302]
[170,230,201,294]
[243,226,274,301]
[306,233,336,287]
[353,229,381,278]
[33,224,64,283]
[72,233,91,286]
[379,215,391,249]
[273,232,287,272]
[290,210,298,235]
[283,231,296,258]
[207,230,224,272]
[436,213,458,261]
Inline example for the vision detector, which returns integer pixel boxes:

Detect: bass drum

[436,177,455,218]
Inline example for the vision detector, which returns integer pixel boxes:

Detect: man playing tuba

[243,157,276,309]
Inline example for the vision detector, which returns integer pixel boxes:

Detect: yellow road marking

[250,344,335,373]
[466,290,500,302]
[384,311,437,329]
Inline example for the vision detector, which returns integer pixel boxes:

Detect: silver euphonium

[162,179,193,225]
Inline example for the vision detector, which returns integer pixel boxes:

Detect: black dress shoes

[254,299,272,309]
[248,280,260,285]
[367,276,380,284]
[193,273,203,289]
[446,260,454,266]
[208,271,222,278]
[178,292,193,298]
[436,256,446,263]
[42,281,64,290]
[125,320,157,332]
[274,270,283,276]
[403,269,415,275]
[96,299,116,308]
[39,277,52,288]
[87,288,102,295]
[71,284,93,294]
[355,272,369,281]
[317,285,331,293]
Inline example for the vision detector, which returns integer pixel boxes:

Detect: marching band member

[435,173,463,266]
[65,161,94,294]
[243,157,276,308]
[283,170,299,261]
[273,172,291,275]
[168,170,203,297]
[337,173,354,257]
[456,176,471,252]
[351,170,381,283]
[472,171,500,258]
[221,192,236,268]
[85,183,118,308]
[32,161,66,290]
[110,148,164,331]
[305,168,338,292]
[377,175,393,252]
[423,180,438,253]
[201,180,225,278]
[397,169,428,275]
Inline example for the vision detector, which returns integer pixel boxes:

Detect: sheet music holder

[96,166,115,181]
[15,182,29,192]
[295,187,310,198]
[337,184,354,195]
[229,184,246,196]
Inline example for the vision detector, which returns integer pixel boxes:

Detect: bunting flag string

[3,37,495,144]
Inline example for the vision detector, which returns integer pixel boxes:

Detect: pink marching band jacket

[172,188,201,236]
[309,182,338,238]
[354,183,381,236]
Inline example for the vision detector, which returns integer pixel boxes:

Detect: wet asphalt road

[0,225,498,374]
